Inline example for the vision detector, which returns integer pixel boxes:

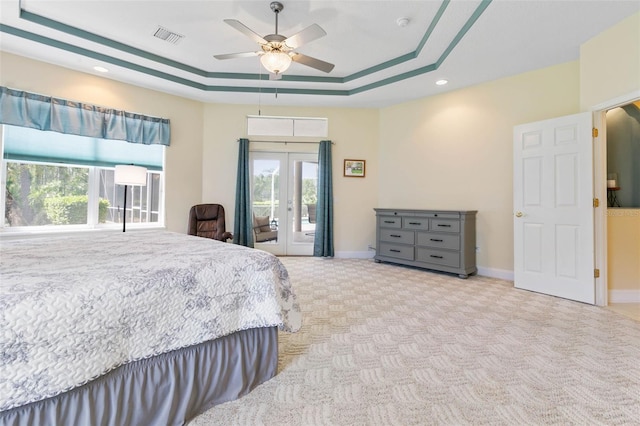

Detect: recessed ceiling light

[93,66,109,73]
[435,79,448,86]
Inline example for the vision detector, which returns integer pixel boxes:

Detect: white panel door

[513,112,595,304]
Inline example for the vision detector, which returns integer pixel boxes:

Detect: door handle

[515,211,523,217]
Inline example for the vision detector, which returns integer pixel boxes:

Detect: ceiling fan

[214,1,335,79]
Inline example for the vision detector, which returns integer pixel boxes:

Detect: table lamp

[114,165,147,232]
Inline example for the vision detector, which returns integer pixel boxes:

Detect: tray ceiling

[1,0,638,108]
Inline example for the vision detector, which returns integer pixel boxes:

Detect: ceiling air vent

[153,26,184,44]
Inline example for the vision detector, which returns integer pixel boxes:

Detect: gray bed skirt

[0,326,278,426]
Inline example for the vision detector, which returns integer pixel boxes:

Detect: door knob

[515,211,523,217]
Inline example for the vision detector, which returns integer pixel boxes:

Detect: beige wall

[607,211,640,295]
[580,11,640,110]
[379,61,581,274]
[202,104,379,254]
[0,52,204,233]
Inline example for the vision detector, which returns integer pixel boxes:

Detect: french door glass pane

[292,160,318,243]
[252,159,280,244]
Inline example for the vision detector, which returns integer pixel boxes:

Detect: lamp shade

[114,165,147,186]
[260,51,292,74]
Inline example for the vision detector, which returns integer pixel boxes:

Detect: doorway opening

[593,92,640,311]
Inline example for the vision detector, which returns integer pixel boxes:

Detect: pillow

[254,215,272,232]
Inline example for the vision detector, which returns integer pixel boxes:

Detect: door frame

[592,89,640,306]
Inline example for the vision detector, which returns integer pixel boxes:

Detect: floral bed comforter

[0,231,301,412]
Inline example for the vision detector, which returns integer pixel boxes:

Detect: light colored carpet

[190,258,640,425]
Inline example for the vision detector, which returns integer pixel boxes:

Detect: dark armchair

[188,204,232,242]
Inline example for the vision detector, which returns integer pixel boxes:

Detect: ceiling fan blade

[214,51,261,60]
[284,24,326,49]
[291,53,335,73]
[224,19,267,45]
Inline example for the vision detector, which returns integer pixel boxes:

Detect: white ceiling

[1,0,639,108]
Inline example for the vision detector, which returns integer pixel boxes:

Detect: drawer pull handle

[384,220,396,224]
[390,249,401,253]
[408,222,421,225]
[430,238,443,242]
[430,255,444,259]
[390,234,402,238]
[437,224,452,227]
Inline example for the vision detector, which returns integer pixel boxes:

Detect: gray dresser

[374,209,477,278]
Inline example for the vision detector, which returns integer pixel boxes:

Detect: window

[1,125,164,231]
[247,116,328,137]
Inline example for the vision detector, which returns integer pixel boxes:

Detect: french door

[250,152,318,256]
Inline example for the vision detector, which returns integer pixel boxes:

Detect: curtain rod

[245,139,335,145]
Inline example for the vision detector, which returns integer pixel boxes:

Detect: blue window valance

[0,86,170,146]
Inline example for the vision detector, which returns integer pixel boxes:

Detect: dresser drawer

[380,229,414,245]
[416,232,460,250]
[379,216,401,228]
[380,243,414,260]
[431,219,460,233]
[402,217,429,230]
[416,248,460,268]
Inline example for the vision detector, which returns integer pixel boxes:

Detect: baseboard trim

[609,290,640,303]
[476,266,514,281]
[335,251,375,259]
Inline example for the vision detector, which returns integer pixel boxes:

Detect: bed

[0,230,301,426]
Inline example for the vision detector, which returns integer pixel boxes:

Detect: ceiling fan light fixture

[260,51,292,75]
[215,2,334,75]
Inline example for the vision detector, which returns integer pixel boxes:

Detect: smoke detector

[396,17,410,28]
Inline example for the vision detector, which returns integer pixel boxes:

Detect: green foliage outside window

[44,196,110,225]
[4,162,103,226]
[253,168,317,208]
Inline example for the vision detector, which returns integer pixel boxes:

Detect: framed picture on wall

[344,159,366,177]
